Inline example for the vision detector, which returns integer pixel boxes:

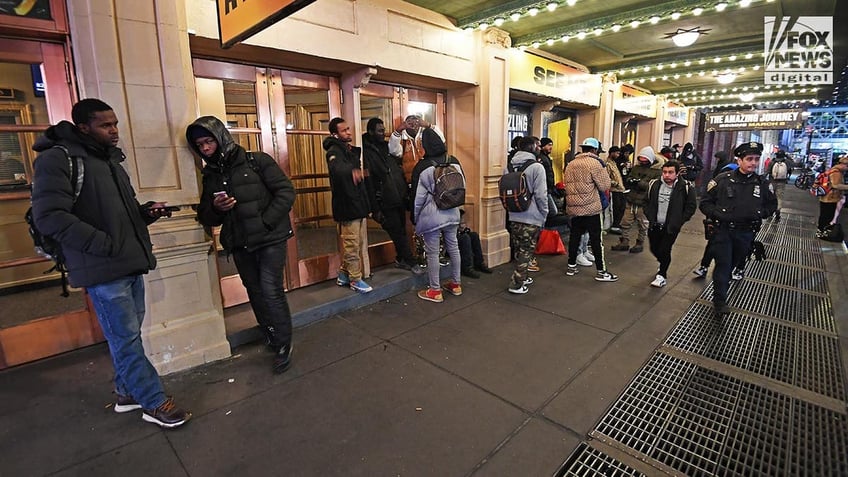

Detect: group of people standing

[28,96,779,432]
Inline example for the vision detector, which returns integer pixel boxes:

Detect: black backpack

[24,145,84,297]
[499,160,534,212]
[431,156,465,209]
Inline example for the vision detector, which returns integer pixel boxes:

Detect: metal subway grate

[745,260,828,293]
[593,353,848,476]
[555,442,645,477]
[760,246,825,269]
[651,367,739,475]
[699,281,835,333]
[790,400,848,476]
[665,303,846,401]
[756,233,822,253]
[719,383,792,476]
[594,353,697,455]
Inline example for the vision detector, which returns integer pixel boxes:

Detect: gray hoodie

[505,151,548,226]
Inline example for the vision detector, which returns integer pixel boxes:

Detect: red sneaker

[441,281,462,296]
[417,288,444,303]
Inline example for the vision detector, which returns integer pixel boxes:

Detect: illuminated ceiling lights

[666,27,709,47]
[606,50,761,77]
[716,72,737,84]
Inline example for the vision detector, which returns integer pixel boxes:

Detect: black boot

[273,343,293,374]
[461,267,480,278]
[475,263,493,274]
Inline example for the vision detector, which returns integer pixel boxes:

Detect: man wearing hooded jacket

[362,117,420,273]
[190,116,296,374]
[612,146,662,253]
[32,98,191,428]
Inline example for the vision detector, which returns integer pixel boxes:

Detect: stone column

[448,28,511,266]
[595,74,618,149]
[67,0,230,374]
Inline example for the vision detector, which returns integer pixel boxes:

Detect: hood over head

[422,128,447,158]
[682,142,694,154]
[185,116,237,166]
[637,146,656,164]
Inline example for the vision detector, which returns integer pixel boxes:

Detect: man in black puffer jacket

[190,116,296,374]
[324,117,374,294]
[32,98,191,428]
[362,117,420,274]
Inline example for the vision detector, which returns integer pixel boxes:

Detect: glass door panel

[0,40,89,369]
[358,85,396,259]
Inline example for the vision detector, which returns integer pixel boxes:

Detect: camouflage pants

[508,222,540,289]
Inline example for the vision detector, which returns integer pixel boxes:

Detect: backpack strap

[52,145,84,203]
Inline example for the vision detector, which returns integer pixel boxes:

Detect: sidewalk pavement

[2,183,846,476]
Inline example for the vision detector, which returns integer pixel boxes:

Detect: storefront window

[0,62,49,188]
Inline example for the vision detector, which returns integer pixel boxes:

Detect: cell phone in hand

[213,191,228,198]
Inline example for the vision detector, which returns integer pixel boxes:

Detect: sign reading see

[218,0,317,49]
[764,16,833,85]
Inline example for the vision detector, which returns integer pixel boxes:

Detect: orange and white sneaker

[527,258,540,272]
[441,280,462,296]
[417,288,444,303]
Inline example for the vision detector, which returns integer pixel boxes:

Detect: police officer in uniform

[700,142,777,316]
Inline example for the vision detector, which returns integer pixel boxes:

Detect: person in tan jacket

[564,137,618,282]
[817,155,848,233]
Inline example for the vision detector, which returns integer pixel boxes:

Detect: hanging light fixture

[665,27,710,47]
[716,72,737,84]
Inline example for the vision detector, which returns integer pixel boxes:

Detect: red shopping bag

[535,229,566,255]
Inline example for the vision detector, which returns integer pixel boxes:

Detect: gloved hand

[752,241,766,261]
[750,219,762,232]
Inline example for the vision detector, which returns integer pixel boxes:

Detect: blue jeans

[87,275,166,410]
[423,225,460,290]
[232,241,292,348]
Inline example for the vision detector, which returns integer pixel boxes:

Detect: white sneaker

[692,266,708,278]
[508,284,529,294]
[576,253,593,267]
[595,270,619,282]
[523,277,534,285]
[650,274,667,288]
[583,250,595,262]
[731,268,744,281]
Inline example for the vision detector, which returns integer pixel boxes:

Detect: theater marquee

[218,0,316,48]
[705,109,804,131]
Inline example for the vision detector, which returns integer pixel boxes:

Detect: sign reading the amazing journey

[705,109,803,131]
[218,0,317,48]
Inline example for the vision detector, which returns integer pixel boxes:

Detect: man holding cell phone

[31,98,191,429]
[189,116,297,375]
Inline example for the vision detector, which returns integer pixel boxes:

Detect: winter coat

[645,178,697,234]
[678,142,703,180]
[700,169,778,222]
[605,157,625,193]
[191,117,296,253]
[323,136,370,222]
[626,160,663,206]
[564,152,611,217]
[538,152,560,197]
[413,154,462,234]
[506,150,549,226]
[362,133,407,211]
[31,121,157,288]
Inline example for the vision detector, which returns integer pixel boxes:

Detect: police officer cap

[733,141,764,158]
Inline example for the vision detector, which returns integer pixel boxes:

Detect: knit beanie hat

[188,125,214,142]
[637,146,656,164]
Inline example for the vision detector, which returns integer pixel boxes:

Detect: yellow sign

[509,50,602,106]
[218,0,316,48]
